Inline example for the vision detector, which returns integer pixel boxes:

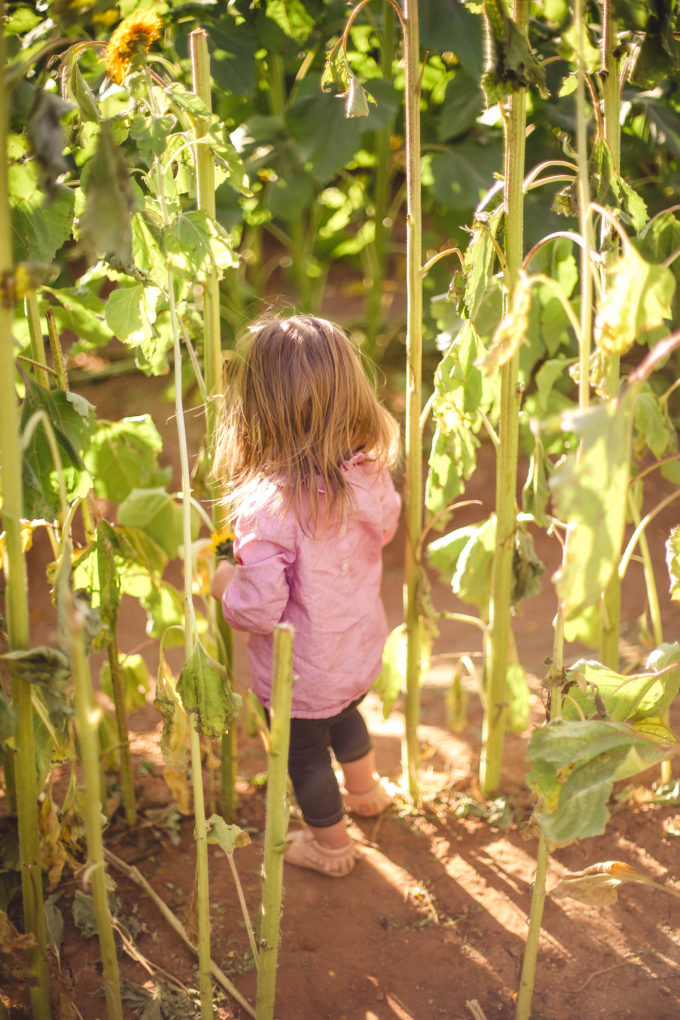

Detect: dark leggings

[282,698,372,828]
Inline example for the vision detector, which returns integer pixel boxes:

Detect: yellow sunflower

[104,10,162,84]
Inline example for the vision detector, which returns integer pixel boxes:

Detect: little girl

[210,313,401,877]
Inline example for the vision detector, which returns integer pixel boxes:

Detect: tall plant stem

[365,1,397,355]
[189,29,238,822]
[0,13,51,1016]
[599,1,623,669]
[147,66,213,1018]
[255,624,294,1020]
[69,586,123,1020]
[515,833,549,1020]
[402,0,423,803]
[479,0,528,798]
[515,2,590,1009]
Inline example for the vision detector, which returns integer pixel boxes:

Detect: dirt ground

[3,331,680,1020]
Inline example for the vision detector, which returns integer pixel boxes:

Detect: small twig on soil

[104,849,256,1018]
[112,917,193,996]
[575,954,643,993]
[466,999,490,1020]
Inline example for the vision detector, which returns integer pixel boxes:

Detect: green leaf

[428,139,504,213]
[163,210,237,281]
[177,643,241,739]
[265,0,315,44]
[83,415,171,505]
[10,168,75,264]
[420,0,484,79]
[594,247,675,357]
[550,396,633,618]
[528,719,671,842]
[206,814,250,854]
[438,70,485,141]
[428,525,479,584]
[117,488,190,562]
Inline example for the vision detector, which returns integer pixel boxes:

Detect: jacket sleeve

[221,507,296,635]
[381,469,402,546]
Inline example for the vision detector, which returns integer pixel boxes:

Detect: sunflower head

[208,528,236,563]
[104,10,162,85]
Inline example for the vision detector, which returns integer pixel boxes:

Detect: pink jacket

[221,455,401,718]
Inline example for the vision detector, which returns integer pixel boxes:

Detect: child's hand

[210,560,236,601]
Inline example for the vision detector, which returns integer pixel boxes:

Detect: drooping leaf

[550,395,633,618]
[373,622,431,719]
[478,271,532,372]
[511,527,545,605]
[482,0,549,104]
[594,247,675,357]
[155,652,191,814]
[425,322,484,515]
[26,89,73,198]
[79,121,137,272]
[177,642,240,739]
[450,516,496,613]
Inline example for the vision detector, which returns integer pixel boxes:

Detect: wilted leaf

[595,247,675,357]
[0,909,36,984]
[177,643,240,739]
[552,860,657,906]
[79,121,137,271]
[155,653,191,814]
[27,90,73,198]
[206,814,250,855]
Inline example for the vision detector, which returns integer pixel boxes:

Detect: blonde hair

[214,314,400,524]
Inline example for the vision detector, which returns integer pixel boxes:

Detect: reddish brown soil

[3,346,680,1020]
